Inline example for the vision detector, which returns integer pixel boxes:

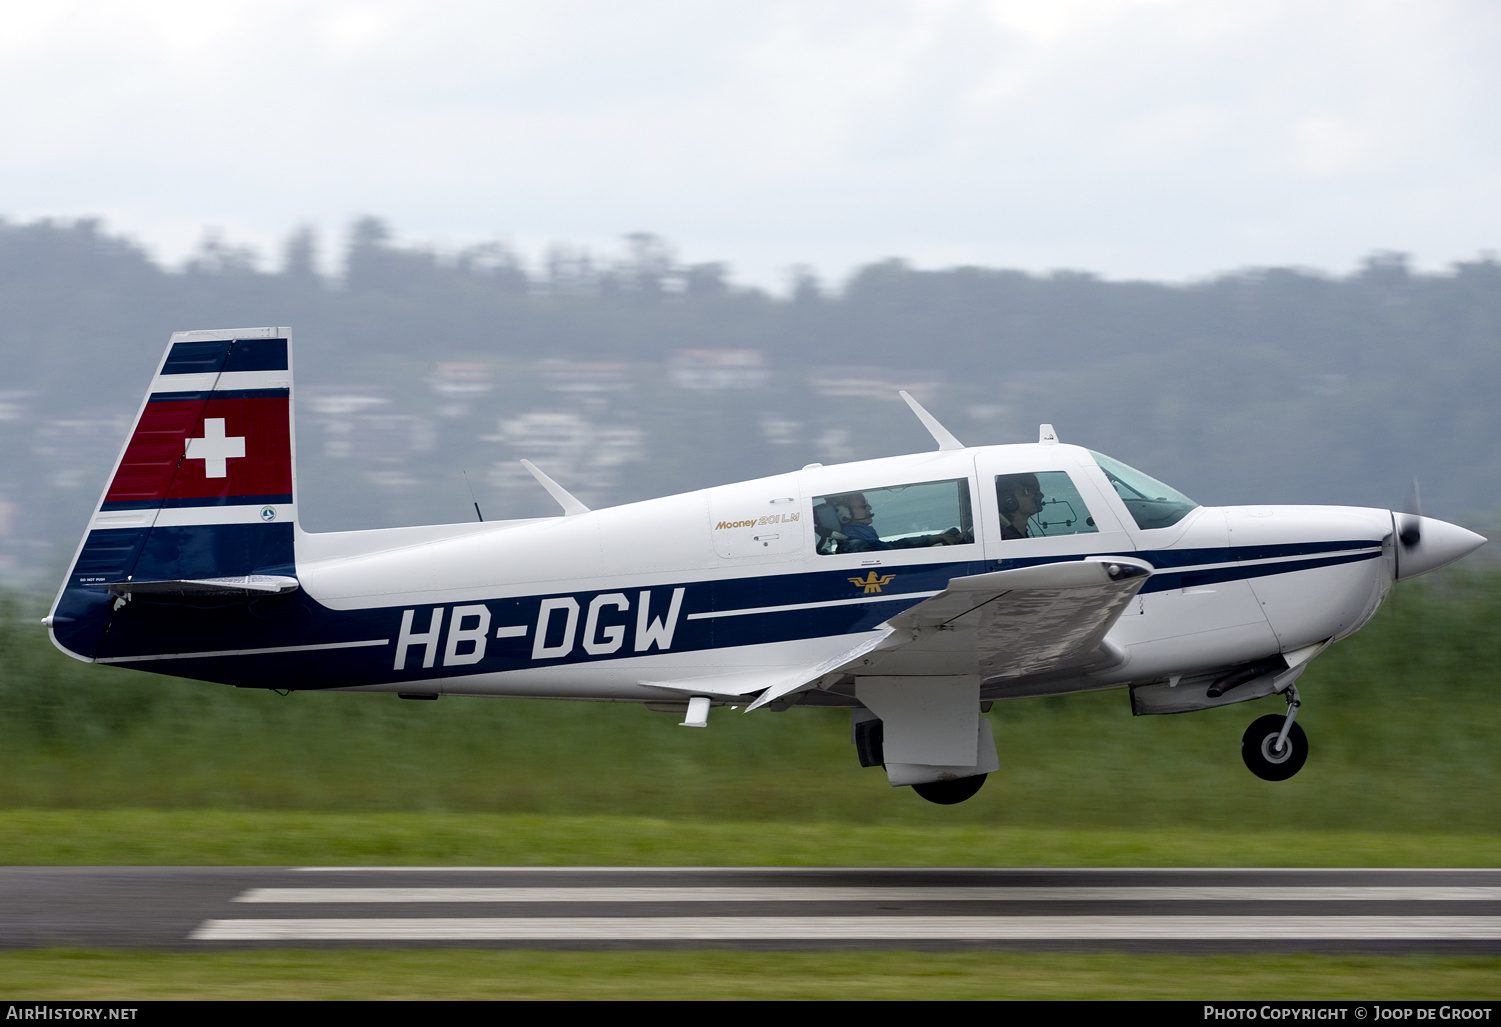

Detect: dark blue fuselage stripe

[959,539,1381,578]
[1137,549,1380,592]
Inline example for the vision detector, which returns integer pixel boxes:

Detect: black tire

[1241,714,1308,781]
[912,774,987,805]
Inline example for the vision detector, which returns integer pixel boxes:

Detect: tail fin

[48,328,298,661]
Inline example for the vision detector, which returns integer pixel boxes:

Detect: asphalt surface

[3,867,1501,951]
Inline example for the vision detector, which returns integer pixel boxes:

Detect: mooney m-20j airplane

[47,328,1486,804]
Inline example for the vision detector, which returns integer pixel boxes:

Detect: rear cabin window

[813,479,973,556]
[994,471,1100,540]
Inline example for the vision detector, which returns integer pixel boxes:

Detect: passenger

[827,492,887,551]
[825,491,964,553]
[996,473,1043,540]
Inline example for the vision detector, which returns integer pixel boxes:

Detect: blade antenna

[899,391,964,451]
[520,459,591,516]
[462,470,484,522]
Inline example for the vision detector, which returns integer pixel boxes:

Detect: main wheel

[912,774,987,805]
[1241,714,1308,781]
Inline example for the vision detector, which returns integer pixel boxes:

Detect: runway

[4,867,1501,951]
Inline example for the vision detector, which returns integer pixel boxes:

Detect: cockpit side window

[812,478,973,556]
[1089,450,1199,530]
[994,471,1100,540]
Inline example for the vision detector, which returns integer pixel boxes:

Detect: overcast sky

[1,0,1497,289]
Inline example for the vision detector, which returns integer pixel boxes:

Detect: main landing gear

[1241,685,1308,781]
[913,775,988,805]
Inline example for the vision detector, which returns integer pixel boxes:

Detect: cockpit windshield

[1089,451,1199,530]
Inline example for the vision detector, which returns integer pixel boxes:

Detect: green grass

[4,809,1501,866]
[0,950,1496,1000]
[3,573,1500,833]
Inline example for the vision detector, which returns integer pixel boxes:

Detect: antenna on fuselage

[462,470,484,522]
[899,390,964,451]
[520,459,591,516]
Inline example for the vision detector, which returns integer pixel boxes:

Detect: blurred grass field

[2,571,1498,844]
[1,575,1498,999]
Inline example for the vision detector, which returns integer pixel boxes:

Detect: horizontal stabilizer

[100,575,299,597]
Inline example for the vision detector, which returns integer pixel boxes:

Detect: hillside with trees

[0,216,1496,585]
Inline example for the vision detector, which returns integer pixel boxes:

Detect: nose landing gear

[1241,685,1308,781]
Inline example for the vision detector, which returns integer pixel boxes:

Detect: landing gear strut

[1240,685,1308,781]
[913,774,988,805]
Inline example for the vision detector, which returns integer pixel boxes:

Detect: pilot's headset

[822,495,858,525]
[998,475,1036,516]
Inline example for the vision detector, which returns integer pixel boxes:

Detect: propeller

[1389,479,1486,581]
[1397,479,1422,548]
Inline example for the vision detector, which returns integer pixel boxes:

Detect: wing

[874,555,1153,679]
[745,556,1153,710]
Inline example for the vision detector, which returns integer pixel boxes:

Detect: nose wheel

[1241,686,1308,781]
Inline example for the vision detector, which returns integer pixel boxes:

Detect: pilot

[996,473,1044,540]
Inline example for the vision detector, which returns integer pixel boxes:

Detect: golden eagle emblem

[849,572,895,594]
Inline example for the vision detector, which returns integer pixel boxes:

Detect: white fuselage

[292,442,1425,705]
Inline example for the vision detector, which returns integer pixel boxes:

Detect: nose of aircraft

[1393,514,1488,581]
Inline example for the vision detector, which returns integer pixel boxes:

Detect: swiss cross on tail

[99,333,294,510]
[103,396,292,507]
[185,418,246,478]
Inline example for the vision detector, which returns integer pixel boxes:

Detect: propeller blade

[1398,479,1422,547]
